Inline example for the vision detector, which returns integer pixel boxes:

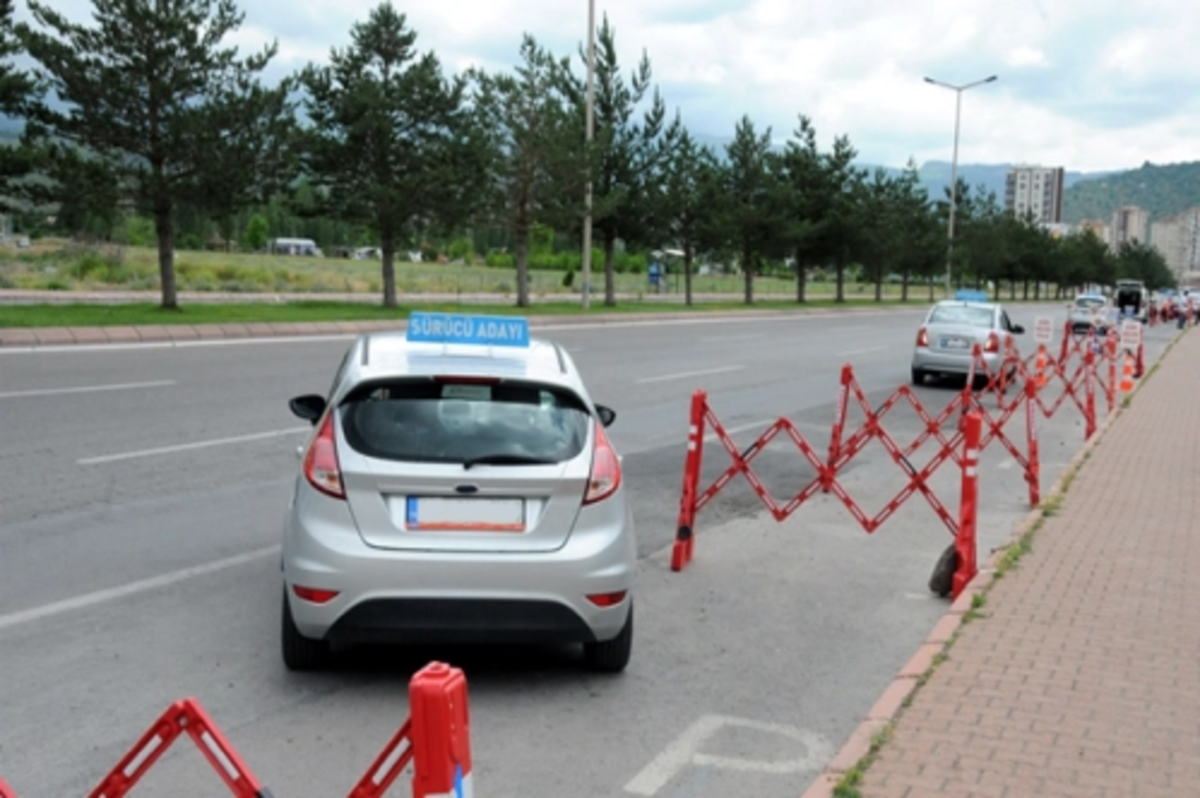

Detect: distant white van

[269,237,323,257]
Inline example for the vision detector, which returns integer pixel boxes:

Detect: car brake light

[293,585,340,604]
[586,590,628,607]
[984,332,1000,353]
[916,327,929,347]
[583,423,621,505]
[303,411,345,500]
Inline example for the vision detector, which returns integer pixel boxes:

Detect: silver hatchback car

[281,313,636,672]
[911,296,1025,385]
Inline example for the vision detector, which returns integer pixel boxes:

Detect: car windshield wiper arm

[461,454,557,470]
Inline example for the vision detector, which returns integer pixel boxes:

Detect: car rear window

[1076,297,1106,309]
[928,306,993,328]
[339,378,591,464]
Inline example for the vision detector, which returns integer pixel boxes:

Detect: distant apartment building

[1151,208,1200,278]
[1004,165,1065,223]
[1110,206,1149,249]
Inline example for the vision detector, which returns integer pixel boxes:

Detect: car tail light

[583,423,622,505]
[303,411,345,500]
[586,590,628,607]
[984,332,1000,353]
[916,326,929,347]
[293,585,340,604]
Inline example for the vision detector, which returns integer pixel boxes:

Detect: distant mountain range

[694,132,1200,228]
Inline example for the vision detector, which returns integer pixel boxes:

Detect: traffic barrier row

[671,316,1150,600]
[0,662,472,798]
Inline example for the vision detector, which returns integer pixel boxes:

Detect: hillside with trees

[1062,161,1200,225]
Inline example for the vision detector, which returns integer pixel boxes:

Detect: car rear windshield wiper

[461,453,557,469]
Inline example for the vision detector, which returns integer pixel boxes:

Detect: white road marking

[79,427,310,465]
[704,420,779,442]
[699,334,762,343]
[0,379,176,399]
[0,545,281,632]
[837,346,887,357]
[623,714,832,795]
[636,365,745,384]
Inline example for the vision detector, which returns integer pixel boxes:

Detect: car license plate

[405,497,525,532]
[939,336,969,349]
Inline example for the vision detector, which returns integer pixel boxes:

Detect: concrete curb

[797,330,1179,798]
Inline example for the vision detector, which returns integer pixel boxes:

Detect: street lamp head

[923,76,936,84]
[984,75,998,83]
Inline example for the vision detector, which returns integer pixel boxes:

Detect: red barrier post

[825,365,852,492]
[953,412,982,600]
[1025,377,1040,507]
[1135,340,1145,378]
[0,777,15,798]
[89,700,269,798]
[1084,345,1097,440]
[408,663,472,798]
[672,391,707,572]
[1059,319,1072,365]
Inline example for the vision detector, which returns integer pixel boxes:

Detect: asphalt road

[0,304,1177,797]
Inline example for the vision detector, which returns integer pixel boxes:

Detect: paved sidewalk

[804,326,1200,796]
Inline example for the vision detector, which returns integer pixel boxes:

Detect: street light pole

[581,0,596,309]
[924,74,998,298]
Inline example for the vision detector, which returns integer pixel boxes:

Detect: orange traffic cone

[1035,345,1047,389]
[1120,352,1134,392]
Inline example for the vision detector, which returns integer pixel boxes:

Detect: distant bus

[269,237,323,257]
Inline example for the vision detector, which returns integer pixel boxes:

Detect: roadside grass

[0,240,945,299]
[0,296,924,327]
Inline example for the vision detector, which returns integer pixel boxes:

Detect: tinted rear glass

[339,378,590,464]
[928,306,993,328]
[1075,297,1106,309]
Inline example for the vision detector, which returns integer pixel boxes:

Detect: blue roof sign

[955,290,989,302]
[406,312,531,348]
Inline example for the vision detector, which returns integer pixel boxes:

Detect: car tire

[911,368,925,386]
[584,603,633,673]
[282,589,331,671]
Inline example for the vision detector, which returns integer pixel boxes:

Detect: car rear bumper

[282,482,636,645]
[912,348,1002,376]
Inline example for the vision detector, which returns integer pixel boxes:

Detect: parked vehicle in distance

[1069,293,1111,335]
[280,312,636,673]
[1113,279,1148,323]
[911,291,1025,386]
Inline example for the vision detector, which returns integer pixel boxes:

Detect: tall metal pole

[946,89,963,299]
[924,74,998,298]
[581,0,595,309]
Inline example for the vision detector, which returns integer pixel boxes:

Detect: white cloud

[14,0,1200,172]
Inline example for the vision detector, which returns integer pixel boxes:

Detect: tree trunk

[153,201,177,310]
[514,209,530,308]
[381,232,397,308]
[794,248,806,303]
[603,234,617,306]
[742,242,754,305]
[901,274,910,302]
[835,258,845,303]
[684,243,694,307]
[874,278,882,302]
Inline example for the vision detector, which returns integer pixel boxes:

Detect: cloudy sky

[18,0,1200,173]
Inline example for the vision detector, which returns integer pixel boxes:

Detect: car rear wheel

[584,603,633,673]
[282,589,331,671]
[910,368,925,386]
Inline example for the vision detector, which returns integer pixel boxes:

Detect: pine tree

[18,0,294,308]
[298,2,485,308]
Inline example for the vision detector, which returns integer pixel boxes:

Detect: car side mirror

[1011,324,1025,334]
[289,394,327,425]
[596,404,617,428]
